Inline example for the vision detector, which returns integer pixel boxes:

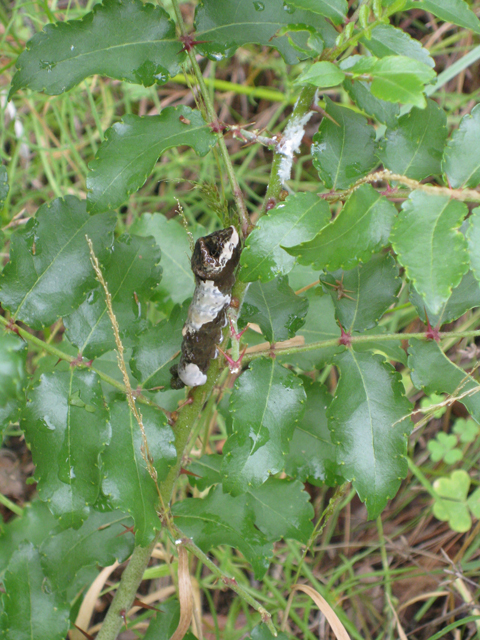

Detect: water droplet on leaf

[283,3,295,13]
[253,1,265,10]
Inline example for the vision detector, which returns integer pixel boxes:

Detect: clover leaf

[453,418,480,444]
[432,470,478,533]
[427,432,462,464]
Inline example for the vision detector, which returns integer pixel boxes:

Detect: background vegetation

[1,1,480,639]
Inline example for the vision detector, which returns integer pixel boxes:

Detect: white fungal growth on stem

[277,109,314,183]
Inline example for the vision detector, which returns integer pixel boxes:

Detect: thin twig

[322,170,480,203]
[86,236,161,498]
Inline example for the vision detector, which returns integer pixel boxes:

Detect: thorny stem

[169,0,250,236]
[174,529,277,636]
[324,169,480,203]
[0,314,166,414]
[242,329,480,364]
[261,84,317,215]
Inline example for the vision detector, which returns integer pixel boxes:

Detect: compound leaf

[22,369,109,527]
[311,97,377,190]
[408,338,480,424]
[40,509,134,592]
[443,105,480,189]
[10,0,183,97]
[239,193,330,283]
[343,78,399,128]
[329,350,412,519]
[410,271,480,327]
[406,0,480,34]
[321,253,400,333]
[285,378,341,486]
[344,55,436,108]
[0,197,116,329]
[194,0,337,65]
[296,61,346,88]
[0,543,70,640]
[377,99,447,180]
[102,401,176,546]
[391,191,468,314]
[172,485,273,580]
[87,107,216,214]
[285,0,347,24]
[286,184,396,271]
[362,24,434,67]
[278,288,342,371]
[186,458,313,542]
[241,277,309,343]
[132,213,205,307]
[130,303,188,390]
[0,333,26,406]
[222,358,306,495]
[0,501,57,577]
[468,207,480,282]
[64,234,161,358]
[245,478,313,543]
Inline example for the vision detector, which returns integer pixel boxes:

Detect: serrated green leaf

[222,358,306,495]
[240,193,330,283]
[64,234,161,358]
[245,478,314,543]
[278,288,342,370]
[132,213,205,308]
[343,78,399,128]
[410,270,480,327]
[0,167,8,208]
[130,303,188,390]
[87,107,216,214]
[286,185,396,271]
[0,542,70,640]
[0,501,57,577]
[0,196,116,329]
[241,277,308,343]
[320,253,400,332]
[102,402,176,545]
[0,333,26,405]
[194,0,337,65]
[311,97,377,190]
[362,24,434,67]
[352,327,407,365]
[296,61,345,88]
[285,378,341,486]
[377,99,447,180]
[432,470,473,532]
[409,339,480,423]
[172,485,273,579]
[329,350,412,518]
[22,369,109,526]
[40,509,134,592]
[443,105,480,189]
[468,208,480,282]
[285,0,347,23]
[10,0,183,97]
[406,0,480,35]
[391,191,468,314]
[186,457,313,542]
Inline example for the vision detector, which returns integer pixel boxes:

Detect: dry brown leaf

[70,561,119,640]
[283,583,351,640]
[169,545,193,640]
